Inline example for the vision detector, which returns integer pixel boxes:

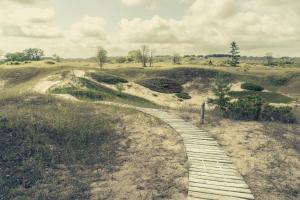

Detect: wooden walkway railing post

[200,102,205,125]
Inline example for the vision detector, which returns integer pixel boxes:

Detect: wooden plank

[189,191,251,200]
[189,187,255,199]
[189,160,235,169]
[190,168,239,177]
[190,166,238,174]
[189,177,249,189]
[189,182,252,194]
[189,171,243,180]
[189,174,245,184]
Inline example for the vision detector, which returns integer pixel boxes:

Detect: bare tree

[172,53,181,64]
[138,45,149,67]
[266,52,274,66]
[149,50,155,67]
[96,46,108,69]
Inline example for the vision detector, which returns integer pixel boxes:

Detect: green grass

[175,92,192,100]
[0,93,125,200]
[90,72,128,84]
[229,91,293,104]
[137,78,183,93]
[51,78,159,108]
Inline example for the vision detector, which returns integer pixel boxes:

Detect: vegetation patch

[153,68,220,84]
[0,94,124,199]
[241,82,264,91]
[228,91,293,104]
[209,75,296,123]
[51,86,105,100]
[50,78,158,108]
[137,78,183,93]
[45,61,56,65]
[90,72,128,85]
[0,68,46,85]
[175,92,192,100]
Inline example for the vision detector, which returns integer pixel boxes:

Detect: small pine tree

[229,41,240,67]
[208,74,231,111]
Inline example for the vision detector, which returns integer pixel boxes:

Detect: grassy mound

[90,72,128,85]
[0,94,124,199]
[137,78,183,93]
[51,78,158,108]
[0,68,46,85]
[229,91,293,104]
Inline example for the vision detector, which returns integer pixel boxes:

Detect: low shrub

[241,83,264,91]
[51,86,104,100]
[268,76,289,86]
[225,95,263,120]
[137,78,183,93]
[45,61,56,65]
[175,92,192,100]
[261,105,296,123]
[90,72,128,85]
[228,91,292,104]
[223,95,296,123]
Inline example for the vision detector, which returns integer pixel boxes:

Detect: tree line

[96,41,241,69]
[5,48,44,62]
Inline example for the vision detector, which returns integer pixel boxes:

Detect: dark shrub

[175,92,192,100]
[241,83,264,91]
[155,68,220,84]
[261,105,296,123]
[228,91,292,104]
[45,61,55,65]
[137,78,183,93]
[268,76,289,86]
[90,73,128,85]
[225,95,263,120]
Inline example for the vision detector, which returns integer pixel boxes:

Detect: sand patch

[34,79,61,93]
[72,70,85,78]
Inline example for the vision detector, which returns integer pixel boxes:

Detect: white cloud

[0,1,62,38]
[117,0,300,56]
[68,16,107,43]
[121,0,160,7]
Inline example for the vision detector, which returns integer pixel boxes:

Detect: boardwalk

[137,107,255,200]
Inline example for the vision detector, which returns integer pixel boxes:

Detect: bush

[261,105,296,123]
[175,92,192,100]
[228,91,292,104]
[222,95,296,123]
[50,86,104,100]
[241,83,264,91]
[45,61,56,65]
[90,72,128,85]
[137,78,183,93]
[268,76,290,86]
[225,95,263,120]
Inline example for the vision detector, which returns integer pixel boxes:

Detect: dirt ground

[178,111,300,200]
[90,110,188,200]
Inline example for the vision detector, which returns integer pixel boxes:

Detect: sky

[0,0,299,58]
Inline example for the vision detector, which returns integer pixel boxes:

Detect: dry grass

[177,110,300,200]
[90,107,188,200]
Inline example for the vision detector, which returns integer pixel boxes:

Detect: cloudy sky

[0,0,299,58]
